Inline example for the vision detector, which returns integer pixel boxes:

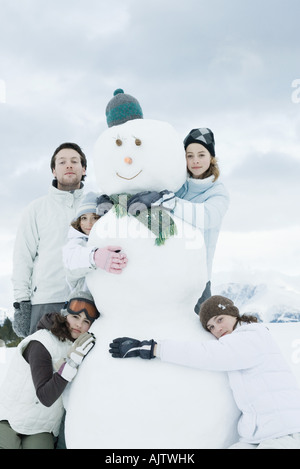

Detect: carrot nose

[124,157,133,165]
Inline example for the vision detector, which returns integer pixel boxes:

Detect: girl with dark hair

[0,290,99,449]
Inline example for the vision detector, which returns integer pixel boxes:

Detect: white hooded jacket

[62,226,98,292]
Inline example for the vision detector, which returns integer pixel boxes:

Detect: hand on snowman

[94,246,128,274]
[109,337,157,359]
[96,194,114,216]
[127,190,175,215]
[152,190,176,211]
[56,332,96,382]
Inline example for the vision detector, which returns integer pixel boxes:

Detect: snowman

[64,89,240,449]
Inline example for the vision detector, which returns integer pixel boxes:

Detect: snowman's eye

[135,138,142,146]
[116,139,122,146]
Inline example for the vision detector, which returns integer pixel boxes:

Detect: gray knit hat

[106,89,143,127]
[75,191,98,219]
[184,128,215,156]
[199,295,240,330]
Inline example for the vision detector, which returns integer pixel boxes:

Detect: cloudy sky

[1,0,300,311]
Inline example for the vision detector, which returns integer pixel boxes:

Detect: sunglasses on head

[66,298,100,322]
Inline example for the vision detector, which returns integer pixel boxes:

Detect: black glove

[96,194,114,216]
[127,191,161,216]
[13,301,32,337]
[109,337,157,359]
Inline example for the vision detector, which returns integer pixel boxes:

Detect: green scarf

[109,193,177,246]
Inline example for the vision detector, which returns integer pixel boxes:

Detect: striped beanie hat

[106,89,143,128]
[75,191,98,219]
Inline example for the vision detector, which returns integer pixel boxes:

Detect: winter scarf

[109,193,177,246]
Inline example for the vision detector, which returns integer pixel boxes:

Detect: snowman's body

[64,118,240,449]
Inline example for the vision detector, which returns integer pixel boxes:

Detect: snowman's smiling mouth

[116,170,143,180]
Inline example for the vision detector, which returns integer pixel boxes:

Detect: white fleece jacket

[158,323,300,444]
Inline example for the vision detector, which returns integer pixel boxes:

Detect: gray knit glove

[13,301,31,338]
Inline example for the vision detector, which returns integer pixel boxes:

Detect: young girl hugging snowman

[109,295,300,449]
[0,289,99,449]
[63,191,128,292]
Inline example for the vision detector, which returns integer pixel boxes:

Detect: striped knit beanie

[75,191,98,219]
[106,89,143,128]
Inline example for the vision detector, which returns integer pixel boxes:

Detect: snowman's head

[93,118,186,194]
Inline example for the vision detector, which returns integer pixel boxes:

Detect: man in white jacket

[12,142,87,337]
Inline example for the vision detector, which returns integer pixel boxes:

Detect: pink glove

[94,246,128,274]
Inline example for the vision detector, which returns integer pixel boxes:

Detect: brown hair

[71,216,83,233]
[236,314,258,326]
[50,142,87,181]
[50,313,74,342]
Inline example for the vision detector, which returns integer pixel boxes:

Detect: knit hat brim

[184,128,215,156]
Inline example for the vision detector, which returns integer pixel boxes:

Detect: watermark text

[291,79,300,103]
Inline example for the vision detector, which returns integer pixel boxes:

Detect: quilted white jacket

[0,329,71,436]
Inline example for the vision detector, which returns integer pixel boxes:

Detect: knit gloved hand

[12,301,31,338]
[109,337,157,359]
[94,246,128,274]
[152,190,176,211]
[57,332,96,382]
[96,194,114,216]
[127,191,161,215]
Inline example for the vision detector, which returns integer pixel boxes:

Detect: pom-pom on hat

[199,295,240,330]
[75,191,98,219]
[184,128,215,156]
[106,89,143,128]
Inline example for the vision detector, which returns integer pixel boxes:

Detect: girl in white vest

[109,295,300,449]
[0,290,99,449]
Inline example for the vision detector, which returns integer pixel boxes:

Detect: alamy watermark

[0,79,6,103]
[291,79,300,103]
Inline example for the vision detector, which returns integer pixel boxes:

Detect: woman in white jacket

[63,191,128,292]
[109,295,300,449]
